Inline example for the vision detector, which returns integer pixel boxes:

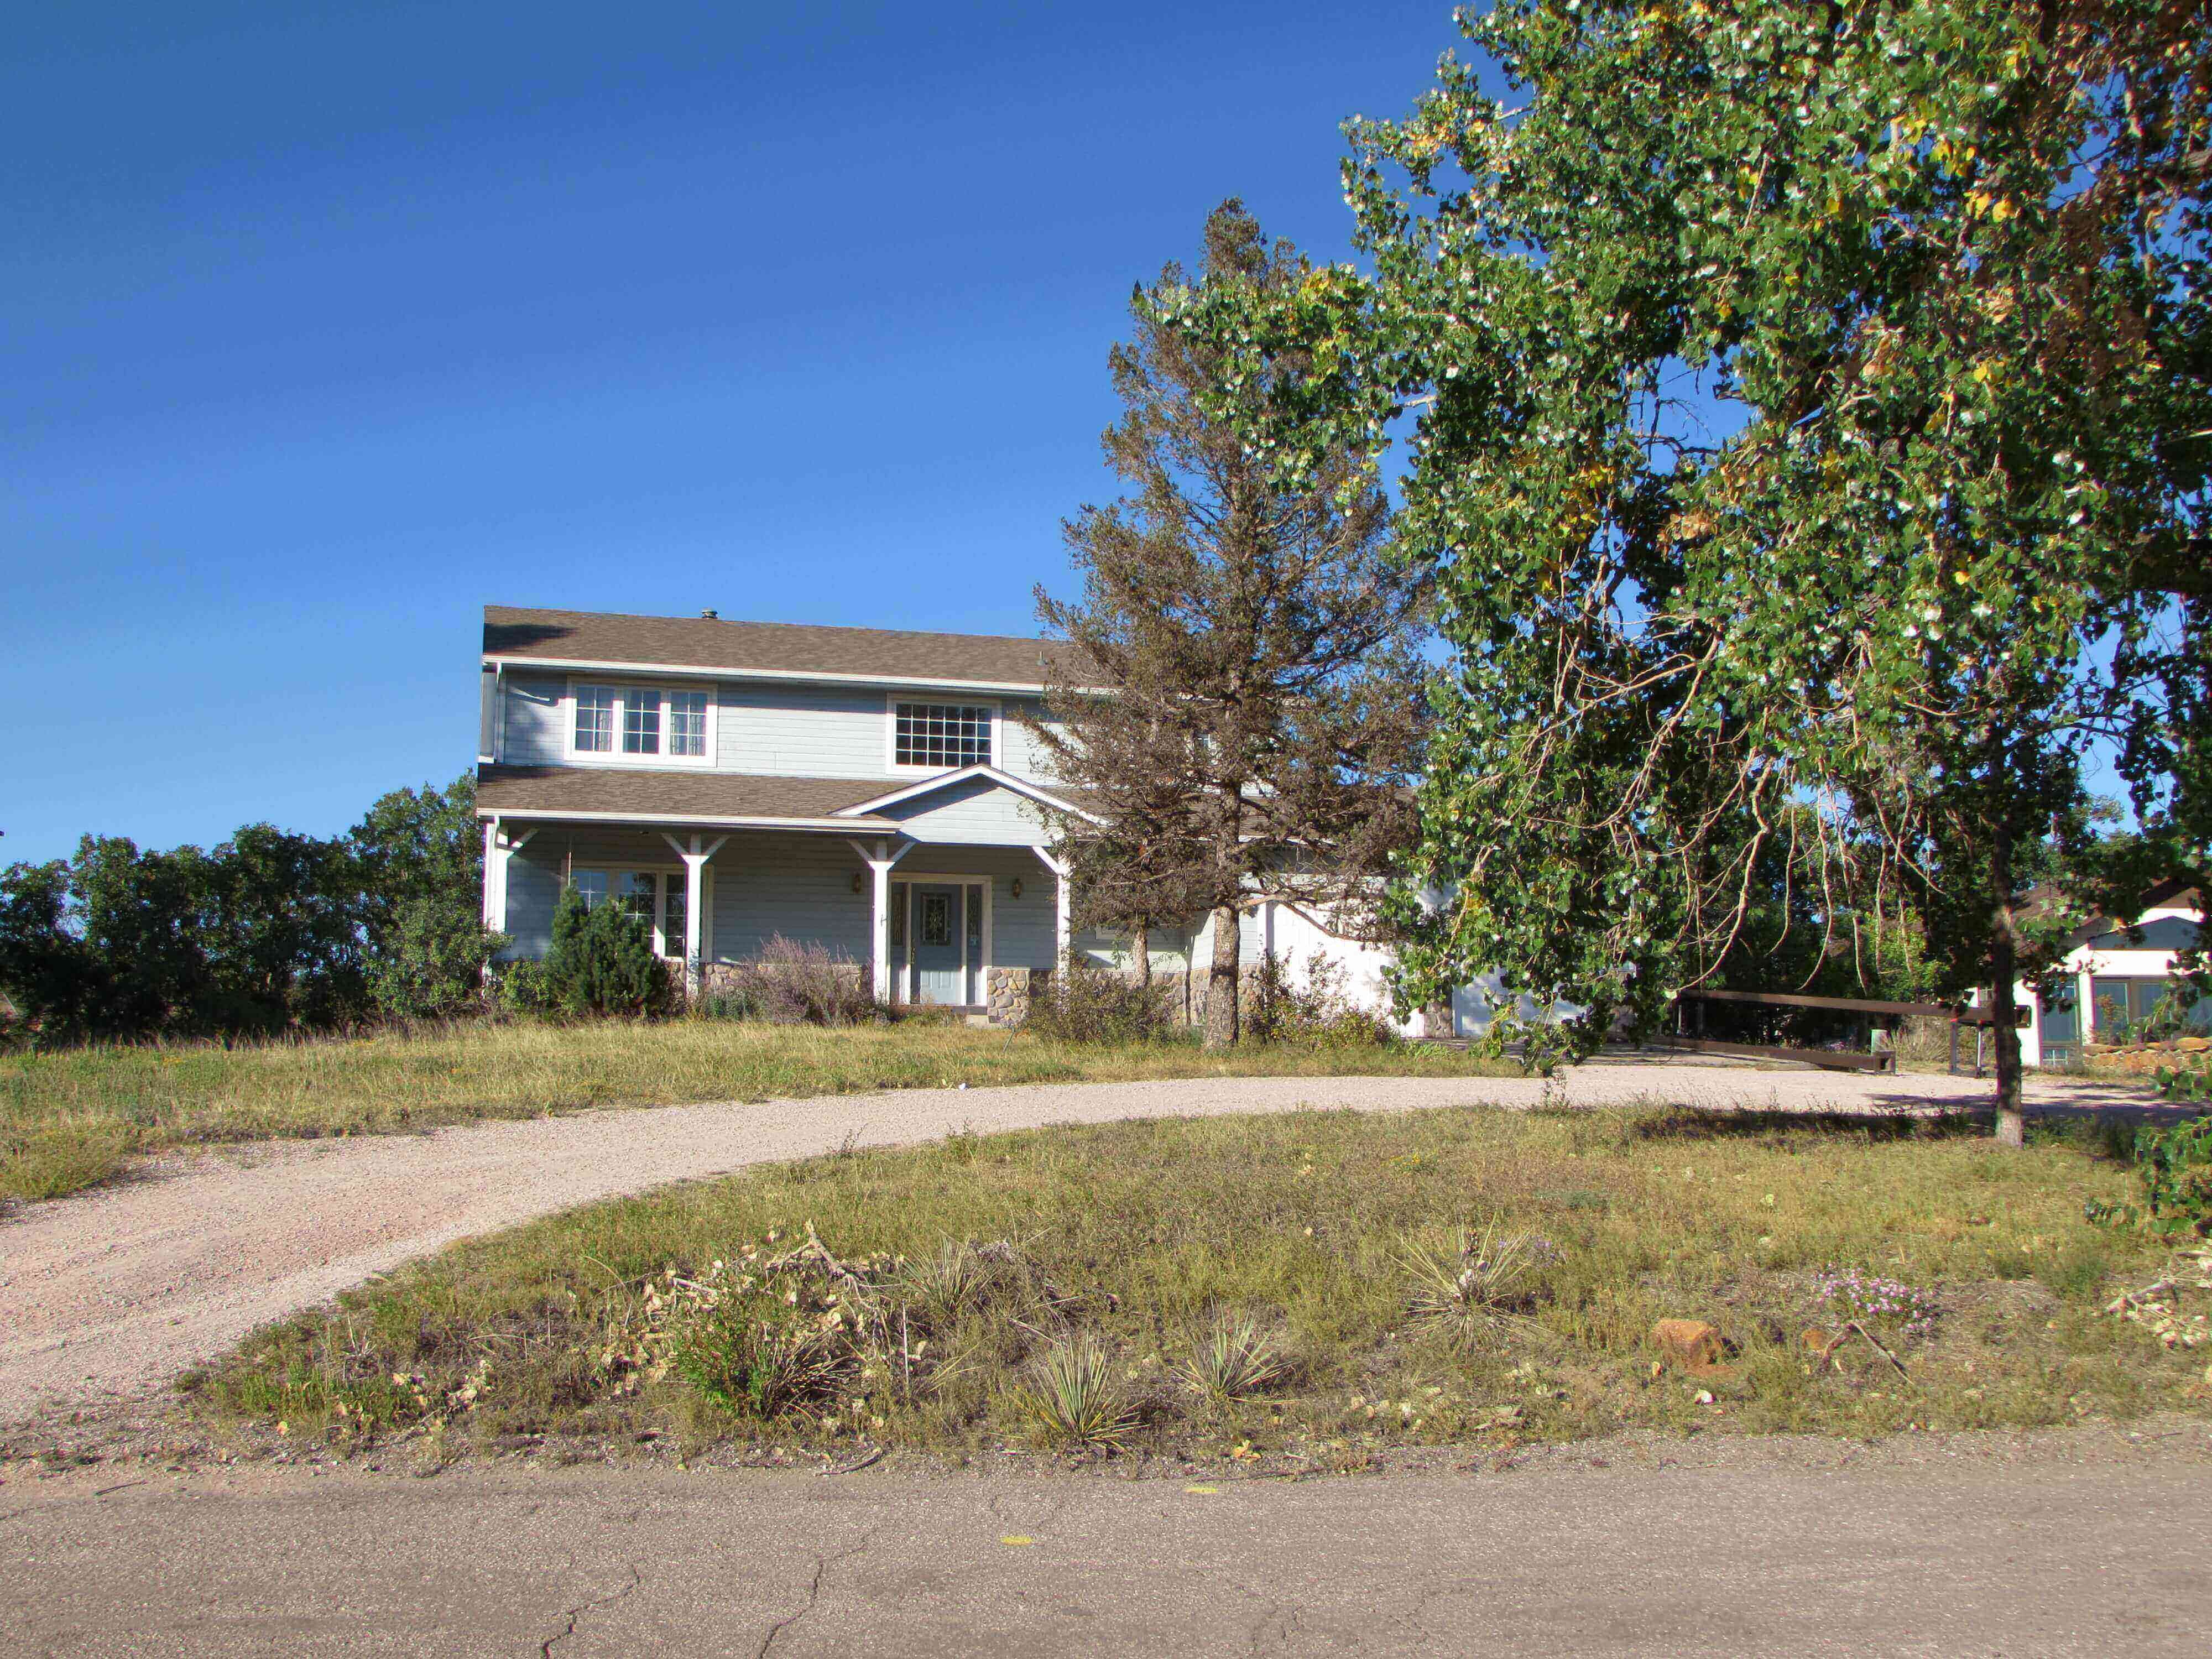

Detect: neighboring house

[477,604,1414,1026]
[2009,880,2208,1066]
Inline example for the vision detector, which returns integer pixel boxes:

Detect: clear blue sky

[2,2,1470,866]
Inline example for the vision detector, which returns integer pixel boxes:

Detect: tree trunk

[1131,918,1151,988]
[1204,904,1240,1049]
[1990,820,2026,1147]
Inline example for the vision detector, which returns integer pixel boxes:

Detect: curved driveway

[0,1061,2054,1422]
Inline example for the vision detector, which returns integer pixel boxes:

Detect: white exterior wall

[2006,901,2205,1067]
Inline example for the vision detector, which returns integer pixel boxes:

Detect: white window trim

[884,692,999,774]
[887,872,994,1006]
[568,861,707,961]
[564,676,717,769]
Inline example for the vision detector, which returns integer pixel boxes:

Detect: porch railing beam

[660,831,729,999]
[847,838,915,1002]
[1031,845,1072,970]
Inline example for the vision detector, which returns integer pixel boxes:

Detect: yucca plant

[1013,1334,1133,1451]
[1172,1314,1288,1403]
[1395,1222,1553,1349]
[898,1240,988,1322]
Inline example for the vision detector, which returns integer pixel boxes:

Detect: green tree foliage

[538,885,671,1018]
[349,774,504,1019]
[1024,201,1428,1048]
[0,771,499,1045]
[0,830,367,1042]
[1186,0,2208,1135]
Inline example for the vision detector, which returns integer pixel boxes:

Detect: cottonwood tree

[1187,1,2208,1135]
[1025,201,1428,1048]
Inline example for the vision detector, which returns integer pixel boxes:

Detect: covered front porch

[482,817,1070,1019]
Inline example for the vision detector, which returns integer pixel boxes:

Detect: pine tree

[1025,201,1428,1048]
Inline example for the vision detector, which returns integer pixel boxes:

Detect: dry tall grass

[0,1018,1516,1202]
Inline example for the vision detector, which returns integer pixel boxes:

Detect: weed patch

[195,1103,2212,1464]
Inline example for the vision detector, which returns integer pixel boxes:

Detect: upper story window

[570,681,713,766]
[668,691,708,757]
[575,686,617,753]
[893,700,993,769]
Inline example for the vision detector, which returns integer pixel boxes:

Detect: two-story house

[477,604,1112,1019]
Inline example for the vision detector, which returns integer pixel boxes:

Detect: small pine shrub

[540,886,672,1018]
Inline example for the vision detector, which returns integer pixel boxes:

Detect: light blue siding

[996,697,1064,781]
[716,682,888,778]
[500,675,568,765]
[880,775,1055,846]
[708,832,874,963]
[497,673,1070,787]
[501,853,562,958]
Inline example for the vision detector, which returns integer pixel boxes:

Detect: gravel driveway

[0,1061,2051,1422]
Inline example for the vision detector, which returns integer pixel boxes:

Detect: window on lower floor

[2091,975,2212,1042]
[566,867,690,957]
[894,701,992,769]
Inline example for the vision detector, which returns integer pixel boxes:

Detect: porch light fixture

[1011,878,1023,898]
[852,871,865,893]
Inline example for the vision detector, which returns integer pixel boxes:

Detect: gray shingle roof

[477,765,896,826]
[483,605,1088,688]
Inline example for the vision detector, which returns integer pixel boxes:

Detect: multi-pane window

[616,871,657,925]
[2091,976,2212,1041]
[664,877,688,955]
[575,686,617,753]
[565,868,692,958]
[571,684,711,763]
[894,702,992,769]
[668,691,708,758]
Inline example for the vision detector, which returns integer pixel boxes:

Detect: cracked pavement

[6,1429,2210,1657]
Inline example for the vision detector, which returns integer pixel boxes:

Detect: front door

[914,884,964,1005]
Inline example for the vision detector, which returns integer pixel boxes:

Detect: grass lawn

[0,1018,1519,1203]
[193,1102,2212,1468]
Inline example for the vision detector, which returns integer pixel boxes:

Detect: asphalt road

[2,1061,2042,1422]
[6,1432,2209,1657]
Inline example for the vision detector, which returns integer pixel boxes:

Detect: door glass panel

[920,893,951,947]
[2038,979,2078,1064]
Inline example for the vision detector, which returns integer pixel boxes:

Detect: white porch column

[1032,846,1072,968]
[660,832,728,999]
[847,838,914,1001]
[483,822,536,934]
[482,821,500,929]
